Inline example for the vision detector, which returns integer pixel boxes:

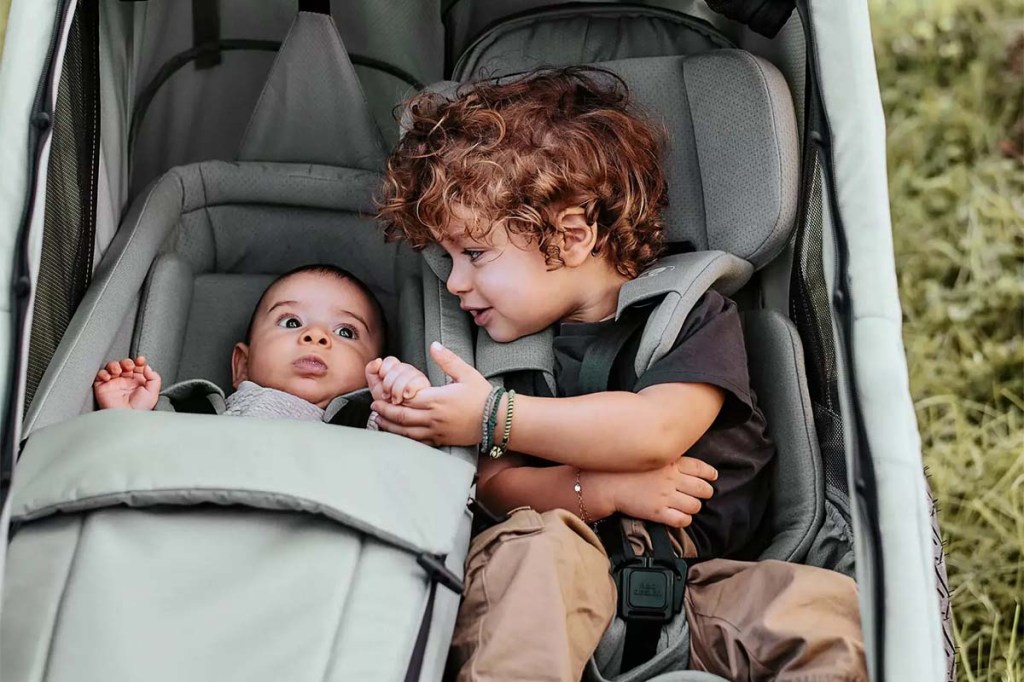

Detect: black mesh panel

[24,0,100,410]
[790,152,849,501]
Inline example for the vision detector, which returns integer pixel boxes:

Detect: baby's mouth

[293,355,328,375]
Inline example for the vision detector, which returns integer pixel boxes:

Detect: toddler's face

[439,205,573,342]
[232,272,384,408]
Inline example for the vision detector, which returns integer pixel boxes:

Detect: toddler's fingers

[120,358,136,373]
[366,358,383,374]
[675,474,715,500]
[660,508,693,529]
[671,492,702,516]
[676,456,718,482]
[96,370,112,383]
[106,360,124,377]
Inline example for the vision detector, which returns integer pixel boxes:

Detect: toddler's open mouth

[464,307,492,326]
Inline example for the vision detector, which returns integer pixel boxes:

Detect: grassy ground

[869,0,1024,678]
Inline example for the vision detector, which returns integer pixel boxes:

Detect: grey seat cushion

[742,310,824,561]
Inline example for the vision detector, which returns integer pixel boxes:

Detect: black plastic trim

[445,2,735,78]
[796,2,886,679]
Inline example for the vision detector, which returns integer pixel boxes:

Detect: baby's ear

[230,343,250,388]
[556,206,598,268]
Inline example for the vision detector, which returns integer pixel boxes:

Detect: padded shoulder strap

[158,379,227,414]
[619,251,753,376]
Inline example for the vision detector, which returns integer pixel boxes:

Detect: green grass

[869,0,1024,678]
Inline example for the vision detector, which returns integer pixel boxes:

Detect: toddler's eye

[464,249,485,263]
[277,316,302,329]
[334,325,358,340]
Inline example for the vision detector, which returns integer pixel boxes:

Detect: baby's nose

[303,329,331,346]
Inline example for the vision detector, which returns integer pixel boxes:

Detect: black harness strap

[577,307,648,396]
[191,0,220,69]
[580,304,691,672]
[403,579,438,682]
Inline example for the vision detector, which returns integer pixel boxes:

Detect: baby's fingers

[377,356,402,378]
[105,360,125,377]
[389,367,427,404]
[404,373,432,400]
[96,369,112,383]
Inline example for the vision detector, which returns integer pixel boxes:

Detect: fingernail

[431,341,443,351]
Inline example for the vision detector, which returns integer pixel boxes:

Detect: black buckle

[600,518,687,624]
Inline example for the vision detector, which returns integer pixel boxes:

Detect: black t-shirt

[510,290,774,560]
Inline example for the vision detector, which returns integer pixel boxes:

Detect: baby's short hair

[378,67,668,278]
[244,264,387,345]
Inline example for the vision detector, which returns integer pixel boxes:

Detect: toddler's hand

[93,356,161,411]
[365,357,431,404]
[600,456,718,529]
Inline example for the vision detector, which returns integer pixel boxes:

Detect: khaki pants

[450,508,867,682]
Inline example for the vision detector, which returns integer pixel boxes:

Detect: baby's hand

[93,356,162,411]
[365,357,431,405]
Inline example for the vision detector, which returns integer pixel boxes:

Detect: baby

[94,264,424,423]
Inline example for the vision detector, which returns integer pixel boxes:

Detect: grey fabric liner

[1,510,434,682]
[238,12,386,170]
[12,409,474,556]
[453,5,733,80]
[619,251,754,378]
[804,498,856,577]
[741,310,824,562]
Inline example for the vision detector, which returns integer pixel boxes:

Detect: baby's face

[232,272,384,408]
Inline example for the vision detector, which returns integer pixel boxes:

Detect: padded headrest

[600,52,799,268]
[416,51,798,277]
[238,11,386,170]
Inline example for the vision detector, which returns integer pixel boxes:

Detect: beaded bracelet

[479,386,505,456]
[489,390,516,459]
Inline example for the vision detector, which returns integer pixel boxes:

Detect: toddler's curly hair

[377,67,668,278]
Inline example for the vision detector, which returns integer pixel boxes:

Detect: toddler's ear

[231,343,250,389]
[556,206,598,267]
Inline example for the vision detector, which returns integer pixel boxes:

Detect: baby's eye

[277,316,302,329]
[334,325,358,340]
[464,249,485,263]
